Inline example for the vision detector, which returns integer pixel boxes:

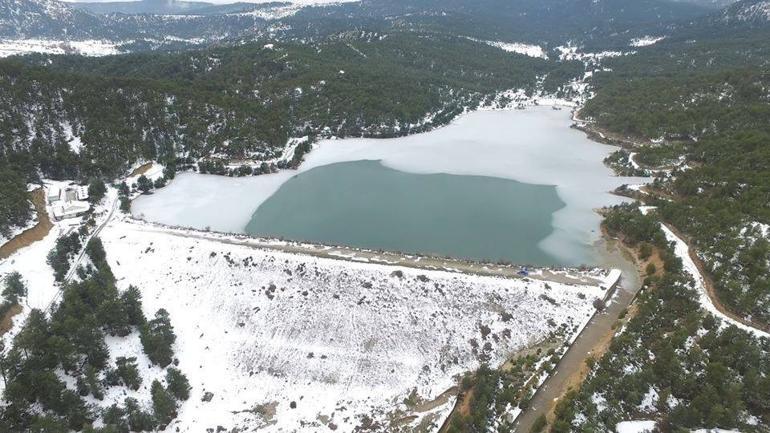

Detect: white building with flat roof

[76,185,89,201]
[52,202,90,221]
[47,186,61,204]
[45,182,92,221]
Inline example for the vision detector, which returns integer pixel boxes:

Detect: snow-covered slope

[99,218,605,432]
[0,0,104,38]
[722,0,770,22]
[0,0,272,52]
[0,38,119,56]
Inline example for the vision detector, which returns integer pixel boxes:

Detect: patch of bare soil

[0,189,53,260]
[128,162,154,177]
[0,304,23,336]
[413,387,459,413]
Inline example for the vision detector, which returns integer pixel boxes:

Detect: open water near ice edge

[132,106,650,267]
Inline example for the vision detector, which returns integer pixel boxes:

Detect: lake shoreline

[123,216,619,287]
[124,102,646,433]
[132,105,649,267]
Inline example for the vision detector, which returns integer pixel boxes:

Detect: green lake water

[245,160,566,265]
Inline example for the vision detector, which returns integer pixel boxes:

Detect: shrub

[136,175,153,194]
[646,262,657,276]
[530,414,547,433]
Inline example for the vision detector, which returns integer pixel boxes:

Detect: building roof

[52,202,90,219]
[47,186,61,200]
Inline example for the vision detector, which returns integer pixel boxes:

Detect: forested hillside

[284,0,710,49]
[548,15,770,431]
[0,239,190,431]
[581,24,770,326]
[553,205,770,432]
[1,0,712,53]
[0,32,562,234]
[0,33,553,181]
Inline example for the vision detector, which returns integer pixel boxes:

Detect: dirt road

[0,189,53,260]
[129,219,612,287]
[512,238,642,433]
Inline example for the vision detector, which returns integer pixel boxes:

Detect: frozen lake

[132,107,648,266]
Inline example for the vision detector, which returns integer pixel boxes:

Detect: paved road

[512,240,642,432]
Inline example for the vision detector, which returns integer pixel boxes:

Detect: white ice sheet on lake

[132,107,649,265]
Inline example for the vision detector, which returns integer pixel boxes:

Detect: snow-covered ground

[213,0,358,4]
[555,45,635,62]
[0,222,60,313]
[229,3,304,19]
[661,225,770,339]
[630,36,665,47]
[466,38,547,59]
[0,217,71,354]
[0,39,120,57]
[98,218,606,432]
[0,183,117,346]
[616,420,656,433]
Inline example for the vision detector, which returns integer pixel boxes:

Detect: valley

[0,0,769,432]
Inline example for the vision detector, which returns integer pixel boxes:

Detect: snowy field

[0,39,120,57]
[98,218,606,432]
[464,38,547,59]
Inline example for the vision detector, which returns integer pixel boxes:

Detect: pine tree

[115,357,142,391]
[121,286,145,327]
[85,365,104,400]
[2,272,27,303]
[140,309,176,367]
[151,380,177,427]
[87,178,107,204]
[124,397,154,432]
[165,367,191,401]
[136,175,153,194]
[101,404,129,432]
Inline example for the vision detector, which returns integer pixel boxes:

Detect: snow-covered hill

[98,219,607,432]
[725,0,770,21]
[0,0,273,52]
[0,0,104,38]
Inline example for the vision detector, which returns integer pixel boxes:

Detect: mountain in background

[721,0,770,22]
[0,0,104,38]
[0,0,761,55]
[68,0,274,16]
[669,0,738,8]
[0,0,277,51]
